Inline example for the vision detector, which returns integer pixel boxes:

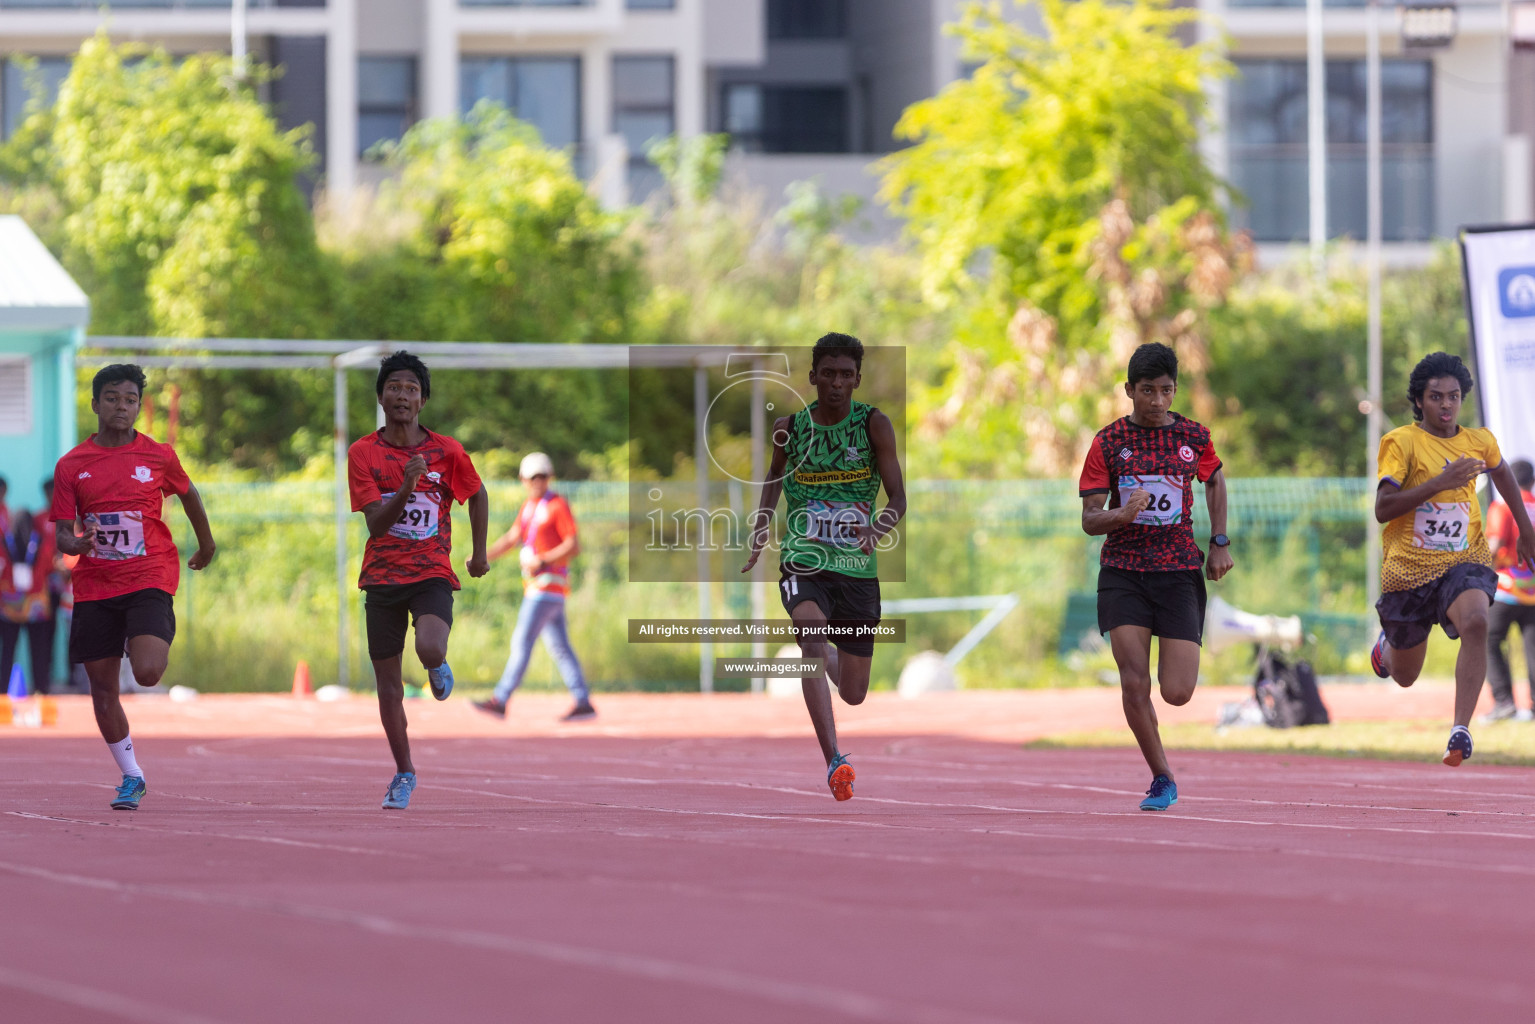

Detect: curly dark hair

[376,350,430,400]
[811,332,864,372]
[91,363,147,401]
[1407,352,1473,422]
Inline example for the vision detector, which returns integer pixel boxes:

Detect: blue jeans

[493,591,588,705]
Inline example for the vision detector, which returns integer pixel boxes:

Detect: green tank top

[780,400,881,578]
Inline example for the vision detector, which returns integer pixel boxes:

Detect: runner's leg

[832,649,871,706]
[1382,638,1428,687]
[1155,638,1200,707]
[1110,625,1171,779]
[125,635,169,688]
[791,600,840,766]
[372,657,415,774]
[84,657,130,745]
[1516,606,1535,709]
[414,614,448,671]
[1447,587,1492,728]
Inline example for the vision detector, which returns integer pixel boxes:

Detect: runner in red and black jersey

[349,350,489,810]
[51,364,217,811]
[1079,342,1232,811]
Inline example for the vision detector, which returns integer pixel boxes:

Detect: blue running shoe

[1444,727,1473,767]
[110,774,146,811]
[382,771,417,809]
[427,662,454,701]
[1139,774,1177,811]
[1370,632,1391,680]
[827,753,855,801]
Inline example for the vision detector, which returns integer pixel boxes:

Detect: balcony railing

[1229,144,1435,242]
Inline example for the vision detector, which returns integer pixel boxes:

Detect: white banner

[1461,225,1535,466]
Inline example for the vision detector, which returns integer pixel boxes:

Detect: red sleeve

[50,467,76,522]
[160,446,191,497]
[1079,440,1109,495]
[550,495,577,540]
[450,443,482,504]
[1196,440,1222,483]
[348,442,381,512]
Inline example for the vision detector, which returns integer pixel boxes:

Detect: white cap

[519,452,554,479]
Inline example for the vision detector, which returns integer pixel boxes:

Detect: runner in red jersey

[50,364,217,811]
[1079,343,1232,811]
[348,351,489,810]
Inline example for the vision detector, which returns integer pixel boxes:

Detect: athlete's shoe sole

[1443,729,1473,767]
[110,775,146,811]
[827,755,855,801]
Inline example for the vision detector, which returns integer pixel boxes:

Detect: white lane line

[0,964,229,1024]
[5,811,398,857]
[0,862,1013,1024]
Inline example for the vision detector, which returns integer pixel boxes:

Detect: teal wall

[0,328,80,515]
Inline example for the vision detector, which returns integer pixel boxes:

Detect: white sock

[107,736,144,779]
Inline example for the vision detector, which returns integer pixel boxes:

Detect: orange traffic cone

[292,660,313,698]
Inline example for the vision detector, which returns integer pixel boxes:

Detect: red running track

[3,689,1534,1023]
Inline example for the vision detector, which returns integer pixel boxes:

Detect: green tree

[881,0,1243,477]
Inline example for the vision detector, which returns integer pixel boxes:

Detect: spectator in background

[473,452,594,723]
[0,474,10,533]
[1,505,56,694]
[1485,458,1535,721]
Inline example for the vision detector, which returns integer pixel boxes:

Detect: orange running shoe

[827,753,855,801]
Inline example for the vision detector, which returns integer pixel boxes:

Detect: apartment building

[0,0,1524,256]
[1203,0,1529,259]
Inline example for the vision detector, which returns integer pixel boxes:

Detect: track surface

[3,689,1533,1023]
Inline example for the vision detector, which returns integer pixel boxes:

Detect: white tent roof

[0,215,88,330]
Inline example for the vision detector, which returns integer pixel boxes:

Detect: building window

[613,54,673,176]
[1228,58,1433,243]
[626,0,674,8]
[3,56,70,139]
[358,56,417,159]
[460,55,580,150]
[0,355,31,436]
[723,84,847,154]
[766,0,846,39]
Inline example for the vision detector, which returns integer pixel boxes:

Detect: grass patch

[1025,719,1535,767]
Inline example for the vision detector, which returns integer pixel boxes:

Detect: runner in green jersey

[742,333,906,801]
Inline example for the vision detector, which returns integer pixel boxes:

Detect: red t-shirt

[50,432,192,602]
[517,493,577,596]
[348,428,483,589]
[1079,413,1222,573]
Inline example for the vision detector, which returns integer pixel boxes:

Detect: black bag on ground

[1254,649,1330,728]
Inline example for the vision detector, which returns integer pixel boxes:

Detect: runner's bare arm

[465,482,490,578]
[54,519,91,557]
[1375,457,1484,523]
[180,482,218,570]
[865,409,906,554]
[1488,460,1535,569]
[741,416,791,573]
[1203,469,1233,581]
[1081,490,1150,536]
[487,521,524,561]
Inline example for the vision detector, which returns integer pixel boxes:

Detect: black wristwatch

[1209,534,1230,548]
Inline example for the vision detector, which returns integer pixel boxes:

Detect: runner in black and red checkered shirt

[1078,342,1233,811]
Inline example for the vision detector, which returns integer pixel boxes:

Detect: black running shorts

[363,578,455,662]
[70,587,176,664]
[779,566,882,658]
[1097,566,1207,644]
[1376,562,1497,651]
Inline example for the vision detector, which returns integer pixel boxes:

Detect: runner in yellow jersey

[1369,353,1535,765]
